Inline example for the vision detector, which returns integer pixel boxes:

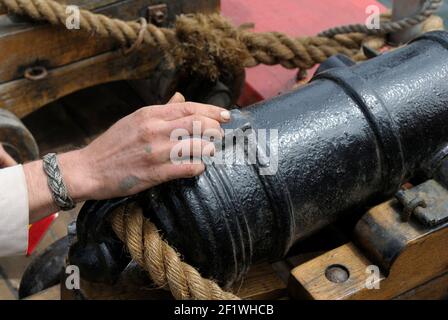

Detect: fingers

[167,92,185,104]
[161,102,231,123]
[0,144,17,168]
[169,138,215,161]
[165,115,224,137]
[149,138,215,164]
[156,162,206,182]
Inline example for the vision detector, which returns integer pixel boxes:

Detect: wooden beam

[0,46,161,118]
[0,0,220,117]
[0,15,116,84]
[0,0,121,15]
[0,0,220,85]
[288,199,448,300]
[62,262,287,300]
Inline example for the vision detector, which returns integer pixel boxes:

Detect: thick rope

[0,0,371,80]
[1,0,444,81]
[319,0,443,37]
[110,202,239,300]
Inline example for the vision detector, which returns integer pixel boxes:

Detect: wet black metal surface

[72,31,448,286]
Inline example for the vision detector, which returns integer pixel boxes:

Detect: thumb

[167,92,186,104]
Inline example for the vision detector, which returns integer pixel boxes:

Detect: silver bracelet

[42,153,76,211]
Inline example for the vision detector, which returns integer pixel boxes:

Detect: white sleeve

[0,165,29,257]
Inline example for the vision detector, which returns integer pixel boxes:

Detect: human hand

[58,93,231,201]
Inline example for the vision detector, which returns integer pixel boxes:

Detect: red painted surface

[27,213,57,256]
[221,0,386,105]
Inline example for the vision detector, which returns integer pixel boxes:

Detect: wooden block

[289,199,448,300]
[233,263,287,300]
[0,46,161,118]
[288,243,381,300]
[395,271,448,300]
[63,262,287,300]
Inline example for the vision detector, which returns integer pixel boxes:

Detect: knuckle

[191,114,203,123]
[183,164,203,177]
[209,119,220,128]
[181,102,196,115]
[135,106,152,119]
[139,121,156,141]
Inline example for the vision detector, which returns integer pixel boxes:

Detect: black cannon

[69,31,448,286]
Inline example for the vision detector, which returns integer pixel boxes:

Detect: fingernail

[220,110,231,121]
[168,92,185,104]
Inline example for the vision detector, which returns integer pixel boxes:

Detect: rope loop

[122,17,148,55]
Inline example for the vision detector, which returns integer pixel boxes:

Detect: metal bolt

[153,10,165,24]
[325,264,350,283]
[24,65,48,81]
[147,4,168,26]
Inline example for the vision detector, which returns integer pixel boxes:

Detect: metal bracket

[147,4,168,26]
[395,179,448,227]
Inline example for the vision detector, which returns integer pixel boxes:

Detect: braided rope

[42,153,75,211]
[319,0,443,37]
[110,202,239,300]
[0,0,370,80]
[1,0,444,80]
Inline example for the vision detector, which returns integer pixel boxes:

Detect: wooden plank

[0,46,162,118]
[288,243,379,300]
[289,200,448,300]
[63,262,287,300]
[0,0,220,84]
[395,271,448,300]
[0,0,121,15]
[0,0,137,85]
[0,15,115,85]
[0,0,220,118]
[233,263,287,300]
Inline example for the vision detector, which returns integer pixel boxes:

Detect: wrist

[57,149,98,202]
[24,160,58,223]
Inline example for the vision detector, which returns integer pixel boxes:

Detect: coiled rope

[110,201,239,300]
[1,0,444,300]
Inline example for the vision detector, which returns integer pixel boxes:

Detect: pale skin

[0,93,231,223]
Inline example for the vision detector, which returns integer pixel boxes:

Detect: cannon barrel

[142,31,448,285]
[70,31,448,286]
